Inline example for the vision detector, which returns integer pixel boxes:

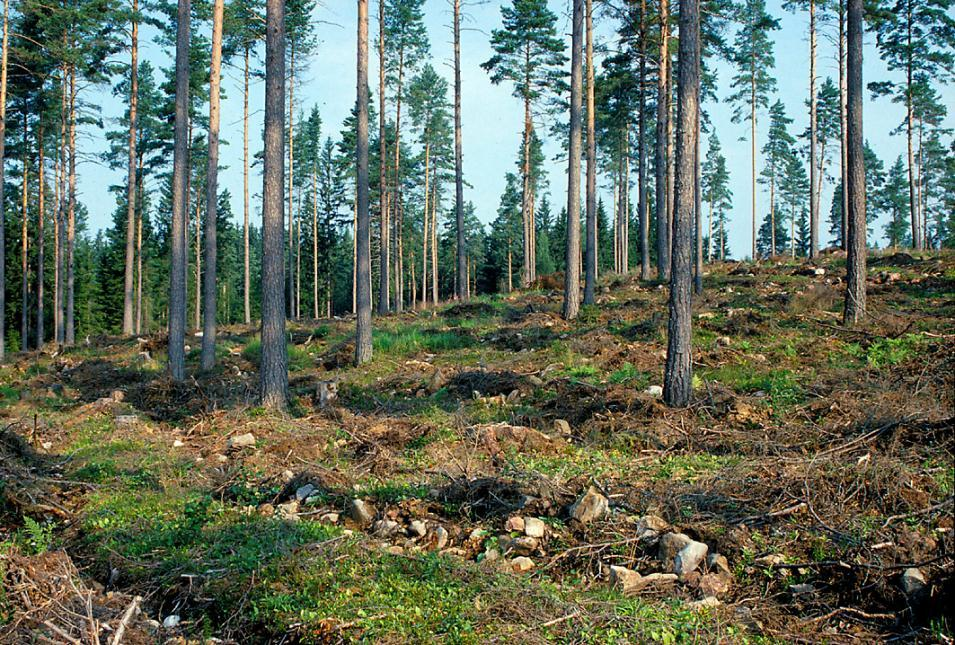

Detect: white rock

[645,385,664,398]
[295,484,315,501]
[673,540,709,576]
[172,439,184,448]
[227,433,256,449]
[349,499,376,527]
[409,520,428,537]
[510,556,535,572]
[373,519,401,537]
[524,517,546,538]
[553,419,572,435]
[505,516,525,532]
[658,533,693,564]
[609,565,644,595]
[569,486,609,524]
[162,615,181,629]
[433,526,449,550]
[901,567,927,596]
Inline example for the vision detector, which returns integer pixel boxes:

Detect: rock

[637,515,669,537]
[111,389,126,402]
[257,503,275,517]
[386,545,404,555]
[320,512,340,524]
[172,439,185,448]
[482,548,500,562]
[277,501,300,521]
[527,375,545,387]
[349,499,376,527]
[674,540,709,576]
[901,567,927,596]
[409,520,428,537]
[510,556,535,572]
[215,454,229,463]
[658,533,693,564]
[707,553,731,575]
[428,369,448,393]
[716,336,732,347]
[688,596,721,610]
[373,519,401,537]
[295,484,316,501]
[162,615,181,629]
[754,554,786,568]
[469,528,488,541]
[699,573,731,598]
[553,419,572,435]
[316,380,338,408]
[789,583,815,595]
[505,516,526,533]
[642,572,679,588]
[609,565,644,595]
[569,486,609,524]
[227,433,256,449]
[506,389,521,403]
[432,526,449,550]
[645,385,664,398]
[813,267,826,276]
[504,536,539,556]
[524,517,546,538]
[115,414,139,428]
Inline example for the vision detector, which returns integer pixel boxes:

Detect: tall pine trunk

[839,0,848,249]
[844,0,866,323]
[809,0,819,258]
[287,44,296,317]
[168,0,191,380]
[377,0,389,314]
[123,0,139,335]
[21,127,29,350]
[422,140,430,308]
[583,0,597,304]
[201,0,224,371]
[454,0,467,301]
[37,127,45,346]
[0,0,8,361]
[243,46,251,324]
[563,0,583,321]
[664,0,699,408]
[904,3,919,249]
[655,0,670,280]
[694,109,703,294]
[638,0,650,280]
[261,0,288,408]
[313,168,319,318]
[521,89,533,287]
[66,66,76,345]
[750,70,757,260]
[136,155,144,333]
[355,0,373,364]
[393,50,406,312]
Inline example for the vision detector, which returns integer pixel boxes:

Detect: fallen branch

[109,595,141,645]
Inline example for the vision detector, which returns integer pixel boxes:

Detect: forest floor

[1,251,953,644]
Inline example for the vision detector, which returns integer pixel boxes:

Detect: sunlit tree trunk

[243,45,251,324]
[66,66,76,345]
[201,0,224,371]
[838,0,848,250]
[287,43,296,318]
[422,140,430,308]
[583,0,597,304]
[21,125,29,350]
[843,0,866,324]
[563,0,583,320]
[136,155,144,333]
[123,0,139,335]
[638,0,650,280]
[356,0,373,364]
[809,0,819,258]
[0,0,7,360]
[37,127,45,346]
[377,0,390,314]
[655,0,670,280]
[454,0,467,301]
[664,0,698,408]
[261,0,288,407]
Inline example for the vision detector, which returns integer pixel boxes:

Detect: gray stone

[699,573,731,597]
[637,515,669,537]
[162,615,181,629]
[505,536,539,556]
[432,526,449,550]
[349,498,376,527]
[901,567,927,596]
[277,501,300,521]
[674,540,709,576]
[373,519,401,537]
[658,533,693,564]
[295,484,316,501]
[609,565,644,595]
[409,520,428,537]
[707,553,731,575]
[789,583,815,595]
[227,433,256,449]
[505,516,525,532]
[524,517,546,538]
[569,486,609,524]
[645,385,664,398]
[553,419,572,435]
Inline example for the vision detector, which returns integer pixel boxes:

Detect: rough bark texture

[809,0,818,258]
[37,130,45,345]
[638,0,650,281]
[261,0,288,408]
[521,97,534,287]
[20,131,28,350]
[122,0,139,335]
[454,0,467,302]
[843,0,866,325]
[168,0,191,379]
[356,0,373,365]
[839,0,848,250]
[694,109,703,295]
[377,0,389,314]
[655,0,670,281]
[66,67,76,345]
[583,0,597,304]
[664,0,698,408]
[563,0,583,321]
[0,0,7,361]
[201,0,224,371]
[243,47,251,325]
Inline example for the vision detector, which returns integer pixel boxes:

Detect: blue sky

[77,0,953,260]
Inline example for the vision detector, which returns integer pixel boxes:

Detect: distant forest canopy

[0,0,952,350]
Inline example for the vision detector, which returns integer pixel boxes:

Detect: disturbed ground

[1,251,953,644]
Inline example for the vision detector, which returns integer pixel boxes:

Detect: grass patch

[242,339,312,372]
[374,328,475,355]
[845,333,928,368]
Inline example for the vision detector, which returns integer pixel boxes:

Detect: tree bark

[809,0,819,258]
[261,0,288,408]
[356,0,373,365]
[37,127,45,346]
[243,46,251,324]
[694,108,703,295]
[287,43,296,318]
[655,0,670,280]
[201,0,224,371]
[664,0,698,408]
[312,168,319,318]
[750,71,757,260]
[838,0,848,249]
[521,92,533,287]
[377,0,389,314]
[168,0,191,380]
[136,154,143,333]
[563,0,583,321]
[454,0,467,301]
[904,4,919,249]
[844,0,866,324]
[0,0,7,360]
[21,125,29,350]
[583,0,597,304]
[422,140,430,308]
[638,0,650,281]
[66,66,76,345]
[122,0,139,335]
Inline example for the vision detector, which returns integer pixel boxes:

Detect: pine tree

[728,0,779,260]
[701,133,732,261]
[482,0,565,288]
[356,0,372,364]
[758,100,795,257]
[882,156,911,247]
